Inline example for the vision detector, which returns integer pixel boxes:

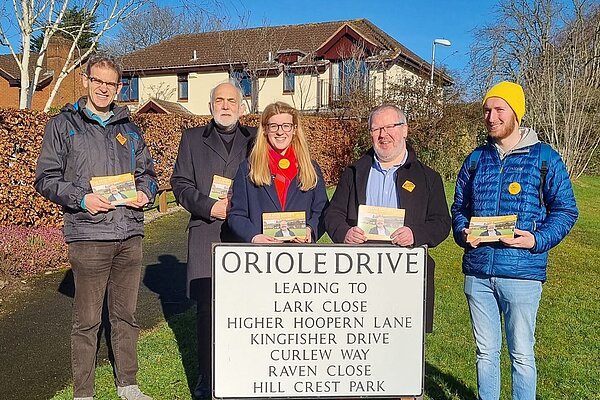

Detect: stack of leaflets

[209,175,233,200]
[358,205,406,241]
[90,172,137,205]
[467,215,517,242]
[262,211,306,241]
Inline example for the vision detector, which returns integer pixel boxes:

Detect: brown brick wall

[46,64,87,109]
[0,36,86,110]
[0,79,54,110]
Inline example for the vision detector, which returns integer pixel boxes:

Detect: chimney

[191,50,198,61]
[47,36,74,76]
[47,36,72,62]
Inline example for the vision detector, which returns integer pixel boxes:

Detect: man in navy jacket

[451,81,578,400]
[35,54,156,400]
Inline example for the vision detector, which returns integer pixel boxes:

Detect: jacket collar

[67,96,131,125]
[352,144,416,170]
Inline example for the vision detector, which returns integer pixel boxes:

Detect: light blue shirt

[366,150,408,208]
[84,107,114,127]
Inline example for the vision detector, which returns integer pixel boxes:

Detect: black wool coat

[170,121,256,298]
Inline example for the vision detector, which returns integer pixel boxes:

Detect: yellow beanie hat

[482,81,525,124]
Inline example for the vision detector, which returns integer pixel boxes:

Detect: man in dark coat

[170,80,256,399]
[324,104,451,337]
[368,216,390,236]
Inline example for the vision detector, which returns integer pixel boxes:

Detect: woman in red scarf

[228,102,328,244]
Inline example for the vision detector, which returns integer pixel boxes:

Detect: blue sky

[1,0,497,79]
[233,0,498,78]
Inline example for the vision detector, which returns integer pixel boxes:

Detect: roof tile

[121,19,430,73]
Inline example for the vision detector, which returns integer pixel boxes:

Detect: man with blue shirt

[35,54,157,400]
[452,81,578,400]
[324,104,451,337]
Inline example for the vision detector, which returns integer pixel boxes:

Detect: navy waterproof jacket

[451,135,578,282]
[35,97,158,242]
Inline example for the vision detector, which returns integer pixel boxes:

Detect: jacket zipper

[490,152,505,277]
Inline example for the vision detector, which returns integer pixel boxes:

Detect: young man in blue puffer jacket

[451,81,578,400]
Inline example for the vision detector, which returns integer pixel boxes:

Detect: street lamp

[430,38,451,85]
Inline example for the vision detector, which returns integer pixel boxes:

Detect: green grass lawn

[52,177,600,399]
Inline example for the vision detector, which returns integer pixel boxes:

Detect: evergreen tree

[31,7,97,52]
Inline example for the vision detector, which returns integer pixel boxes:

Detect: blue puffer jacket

[451,130,578,282]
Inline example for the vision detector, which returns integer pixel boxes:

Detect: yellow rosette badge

[278,158,291,170]
[508,182,521,195]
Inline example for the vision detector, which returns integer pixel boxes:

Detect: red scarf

[268,146,298,210]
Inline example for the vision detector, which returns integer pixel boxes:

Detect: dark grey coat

[170,121,256,297]
[34,97,157,242]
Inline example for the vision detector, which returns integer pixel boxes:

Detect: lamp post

[430,38,451,85]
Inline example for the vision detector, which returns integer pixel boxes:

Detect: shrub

[0,226,68,277]
[409,101,484,181]
[0,108,362,227]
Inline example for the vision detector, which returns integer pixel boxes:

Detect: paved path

[0,210,191,400]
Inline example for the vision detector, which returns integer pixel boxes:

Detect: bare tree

[384,77,442,122]
[217,22,286,113]
[146,82,176,100]
[0,0,147,110]
[526,2,600,178]
[292,63,328,112]
[103,2,225,55]
[329,42,384,120]
[470,0,600,178]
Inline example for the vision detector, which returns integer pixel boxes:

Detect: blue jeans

[68,236,143,397]
[464,275,542,400]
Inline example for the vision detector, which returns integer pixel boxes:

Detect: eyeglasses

[87,75,120,90]
[370,122,406,135]
[266,123,295,133]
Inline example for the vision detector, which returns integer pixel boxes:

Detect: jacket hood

[489,127,540,158]
[513,127,540,151]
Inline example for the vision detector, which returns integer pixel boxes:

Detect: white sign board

[213,244,426,398]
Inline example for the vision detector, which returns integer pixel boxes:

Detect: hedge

[0,108,360,227]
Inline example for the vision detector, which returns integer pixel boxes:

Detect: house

[0,37,86,110]
[120,19,452,115]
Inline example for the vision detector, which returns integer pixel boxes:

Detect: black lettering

[386,252,404,273]
[314,252,327,274]
[245,251,261,273]
[221,251,241,273]
[357,253,373,274]
[406,252,419,273]
[335,253,352,274]
[275,252,294,273]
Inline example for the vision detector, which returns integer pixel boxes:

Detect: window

[231,70,252,97]
[178,73,188,100]
[283,69,295,93]
[340,60,368,96]
[118,76,138,102]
